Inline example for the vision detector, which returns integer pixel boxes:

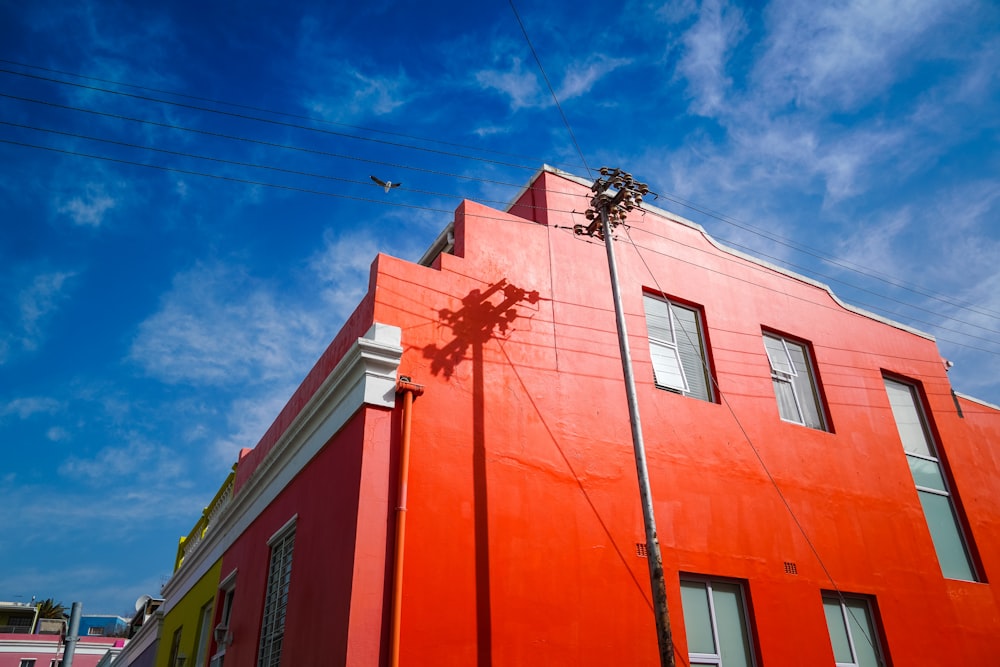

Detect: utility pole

[576,168,675,667]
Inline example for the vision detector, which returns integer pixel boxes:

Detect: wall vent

[636,543,648,558]
[784,561,798,575]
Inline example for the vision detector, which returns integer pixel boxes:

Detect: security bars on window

[258,525,295,667]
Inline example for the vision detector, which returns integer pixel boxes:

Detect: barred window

[258,519,296,667]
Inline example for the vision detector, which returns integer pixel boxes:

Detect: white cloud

[47,426,71,442]
[753,0,958,112]
[475,56,545,111]
[1,396,62,419]
[1,271,76,362]
[474,52,632,112]
[676,0,746,116]
[59,431,187,486]
[129,262,327,387]
[309,230,381,317]
[56,183,118,227]
[558,56,632,100]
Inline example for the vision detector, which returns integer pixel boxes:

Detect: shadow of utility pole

[423,279,540,666]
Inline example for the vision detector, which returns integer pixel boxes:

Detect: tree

[36,598,67,619]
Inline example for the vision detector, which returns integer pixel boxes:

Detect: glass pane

[884,378,934,457]
[822,597,852,663]
[908,455,946,491]
[712,583,752,667]
[644,295,674,343]
[918,490,975,580]
[773,377,801,423]
[673,304,711,402]
[650,340,688,391]
[787,343,824,429]
[844,599,880,667]
[763,335,794,375]
[680,581,716,655]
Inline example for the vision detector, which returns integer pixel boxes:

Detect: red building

[147,166,1000,666]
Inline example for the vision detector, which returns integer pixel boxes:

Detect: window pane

[844,599,880,667]
[763,335,794,375]
[773,377,801,423]
[907,455,946,492]
[884,379,934,457]
[673,305,711,402]
[643,295,674,343]
[918,490,975,580]
[822,597,852,663]
[650,340,688,392]
[787,343,823,429]
[712,583,753,667]
[680,581,716,655]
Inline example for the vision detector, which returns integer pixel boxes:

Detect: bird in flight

[371,175,401,193]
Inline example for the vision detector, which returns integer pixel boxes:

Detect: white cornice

[160,322,403,613]
[531,165,933,340]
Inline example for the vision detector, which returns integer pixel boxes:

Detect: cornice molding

[160,322,402,613]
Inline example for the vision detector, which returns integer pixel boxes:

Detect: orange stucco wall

[369,173,999,664]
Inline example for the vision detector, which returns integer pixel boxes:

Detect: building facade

[134,166,1000,666]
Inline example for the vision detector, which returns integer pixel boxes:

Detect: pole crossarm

[575,167,650,239]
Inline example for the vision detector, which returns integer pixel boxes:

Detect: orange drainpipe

[391,376,424,667]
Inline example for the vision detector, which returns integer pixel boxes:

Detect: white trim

[218,568,238,592]
[531,165,934,341]
[953,391,1000,411]
[159,322,403,615]
[267,514,298,546]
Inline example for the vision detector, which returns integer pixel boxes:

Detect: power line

[0,91,571,194]
[0,119,555,212]
[507,0,592,178]
[0,57,588,173]
[0,67,542,172]
[622,224,884,659]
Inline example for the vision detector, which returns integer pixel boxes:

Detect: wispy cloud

[129,261,327,386]
[675,0,746,116]
[474,51,631,112]
[1,396,62,419]
[56,182,119,227]
[0,270,76,363]
[475,56,545,111]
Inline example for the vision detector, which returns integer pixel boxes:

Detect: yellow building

[154,558,222,667]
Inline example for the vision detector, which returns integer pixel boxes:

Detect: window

[258,519,296,667]
[211,569,238,667]
[822,593,886,667]
[168,626,183,667]
[88,626,105,635]
[680,577,755,666]
[884,376,976,580]
[19,660,36,667]
[193,600,214,667]
[763,333,826,429]
[49,661,63,667]
[644,294,713,401]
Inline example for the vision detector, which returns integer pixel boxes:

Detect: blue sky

[1,0,997,614]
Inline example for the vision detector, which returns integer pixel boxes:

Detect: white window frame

[257,516,297,667]
[680,575,756,667]
[210,568,238,667]
[822,593,887,667]
[763,332,826,430]
[883,376,977,581]
[644,294,713,402]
